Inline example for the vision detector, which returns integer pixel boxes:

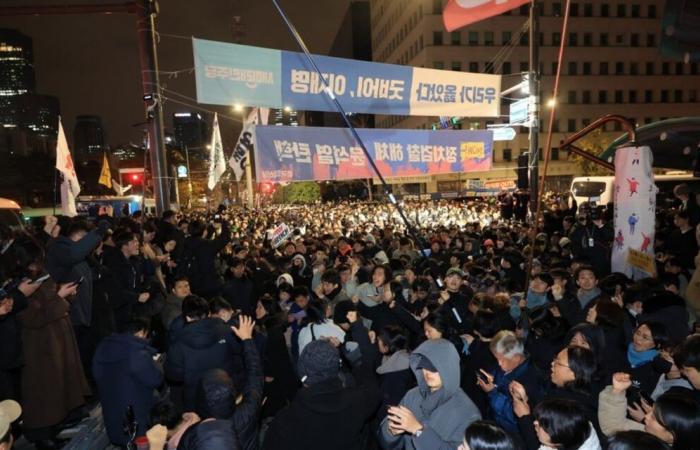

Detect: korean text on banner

[253,126,493,183]
[193,38,500,118]
[611,146,656,279]
[271,223,292,249]
[443,0,531,32]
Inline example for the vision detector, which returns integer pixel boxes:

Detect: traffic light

[260,182,274,194]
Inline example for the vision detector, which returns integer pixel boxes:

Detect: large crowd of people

[2,187,700,450]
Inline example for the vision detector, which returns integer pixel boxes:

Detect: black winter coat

[221,275,255,315]
[178,420,238,450]
[165,317,243,408]
[92,333,163,446]
[176,338,265,450]
[102,247,145,331]
[262,324,381,450]
[260,316,298,419]
[178,226,230,299]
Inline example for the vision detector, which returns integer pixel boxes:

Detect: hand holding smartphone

[32,274,51,285]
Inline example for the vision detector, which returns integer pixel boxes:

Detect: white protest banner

[229,107,269,181]
[611,146,656,279]
[271,223,292,248]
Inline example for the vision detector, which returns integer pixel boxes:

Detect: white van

[570,173,700,207]
[0,198,24,230]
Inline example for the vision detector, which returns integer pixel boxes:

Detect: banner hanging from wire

[192,38,501,117]
[254,126,493,182]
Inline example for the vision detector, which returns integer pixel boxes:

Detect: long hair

[653,392,700,450]
[534,398,591,450]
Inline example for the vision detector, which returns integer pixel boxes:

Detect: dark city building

[73,115,105,162]
[272,107,299,126]
[0,29,60,158]
[0,28,36,97]
[173,111,209,155]
[14,94,59,137]
[0,28,37,129]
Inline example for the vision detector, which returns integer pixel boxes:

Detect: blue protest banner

[254,126,493,182]
[193,38,501,117]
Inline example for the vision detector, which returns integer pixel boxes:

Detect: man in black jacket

[103,231,152,331]
[92,316,163,447]
[165,296,242,409]
[262,314,380,450]
[45,219,108,371]
[177,315,263,450]
[179,220,231,299]
[221,257,255,315]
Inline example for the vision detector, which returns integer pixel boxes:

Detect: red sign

[443,0,531,32]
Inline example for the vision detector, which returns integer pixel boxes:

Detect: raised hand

[612,372,632,394]
[231,315,255,340]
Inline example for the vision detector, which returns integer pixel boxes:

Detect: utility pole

[528,0,541,215]
[136,0,170,215]
[184,144,193,209]
[244,153,254,207]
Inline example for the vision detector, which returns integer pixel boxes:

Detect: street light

[233,103,243,112]
[546,98,557,108]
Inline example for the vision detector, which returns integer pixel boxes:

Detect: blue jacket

[92,333,163,446]
[165,317,242,408]
[487,358,545,434]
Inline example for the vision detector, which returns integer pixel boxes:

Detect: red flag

[443,0,531,32]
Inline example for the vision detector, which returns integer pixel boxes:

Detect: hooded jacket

[376,349,415,419]
[165,318,241,408]
[379,339,481,450]
[92,333,163,446]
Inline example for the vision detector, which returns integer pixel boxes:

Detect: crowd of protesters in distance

[2,184,700,450]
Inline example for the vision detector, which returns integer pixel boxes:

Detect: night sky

[0,0,351,146]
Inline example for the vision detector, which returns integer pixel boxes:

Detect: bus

[0,198,24,230]
[570,173,700,208]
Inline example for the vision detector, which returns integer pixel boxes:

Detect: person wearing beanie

[177,316,263,450]
[263,313,380,450]
[379,339,481,449]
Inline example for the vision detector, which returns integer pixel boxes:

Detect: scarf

[627,343,658,368]
[526,289,549,309]
[577,287,601,308]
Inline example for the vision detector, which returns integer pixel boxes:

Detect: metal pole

[245,154,254,207]
[184,144,192,209]
[135,0,170,215]
[366,178,373,201]
[528,0,540,216]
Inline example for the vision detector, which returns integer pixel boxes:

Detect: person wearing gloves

[379,338,481,450]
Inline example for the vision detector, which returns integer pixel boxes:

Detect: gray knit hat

[297,339,340,385]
